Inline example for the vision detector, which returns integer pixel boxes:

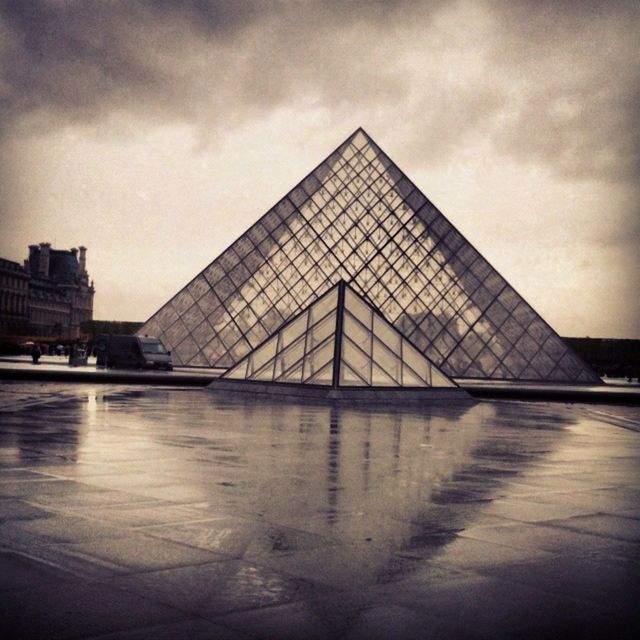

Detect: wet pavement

[0,382,639,639]
[0,356,221,386]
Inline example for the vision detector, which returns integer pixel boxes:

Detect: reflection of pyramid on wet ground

[140,128,599,383]
[221,280,456,389]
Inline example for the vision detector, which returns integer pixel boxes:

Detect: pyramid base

[207,378,473,405]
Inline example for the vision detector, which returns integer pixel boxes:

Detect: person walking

[31,343,41,365]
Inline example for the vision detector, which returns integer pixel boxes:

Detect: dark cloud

[486,0,640,183]
[0,0,638,185]
[0,0,447,135]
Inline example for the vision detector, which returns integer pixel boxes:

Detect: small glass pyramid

[140,128,599,384]
[223,281,456,389]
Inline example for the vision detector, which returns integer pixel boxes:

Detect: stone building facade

[0,243,95,340]
[0,257,29,335]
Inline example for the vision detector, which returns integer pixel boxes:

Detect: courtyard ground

[0,381,639,639]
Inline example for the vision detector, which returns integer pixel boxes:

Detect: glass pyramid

[223,281,456,389]
[139,128,599,383]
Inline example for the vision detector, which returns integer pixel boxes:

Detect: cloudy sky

[1,0,638,338]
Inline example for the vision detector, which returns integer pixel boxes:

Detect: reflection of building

[0,243,95,339]
[139,128,599,383]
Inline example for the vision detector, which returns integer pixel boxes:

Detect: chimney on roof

[38,242,50,278]
[27,244,38,275]
[78,246,87,273]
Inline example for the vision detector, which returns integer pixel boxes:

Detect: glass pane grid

[141,130,597,381]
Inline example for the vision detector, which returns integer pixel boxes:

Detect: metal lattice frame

[139,128,600,383]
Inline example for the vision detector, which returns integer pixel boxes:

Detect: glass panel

[402,340,430,384]
[485,334,508,359]
[202,336,226,364]
[528,318,550,345]
[215,276,235,301]
[431,368,455,387]
[229,262,250,287]
[247,222,268,245]
[252,359,275,381]
[446,346,472,373]
[165,319,189,345]
[310,287,338,323]
[233,236,253,260]
[516,333,538,359]
[372,337,401,383]
[406,189,427,210]
[187,275,210,302]
[307,312,336,351]
[401,365,426,387]
[276,362,303,383]
[460,331,484,359]
[476,347,499,375]
[382,297,402,322]
[543,335,567,359]
[344,288,372,328]
[484,271,505,296]
[303,337,335,381]
[501,317,525,344]
[274,335,306,378]
[202,262,225,286]
[280,311,309,348]
[246,321,268,347]
[395,314,415,337]
[249,335,278,374]
[342,337,371,385]
[155,304,179,328]
[471,285,493,309]
[470,257,492,282]
[557,352,581,379]
[504,348,527,377]
[182,304,205,331]
[172,290,195,315]
[520,365,540,381]
[225,359,248,380]
[233,306,258,334]
[531,349,555,376]
[192,320,214,345]
[513,302,536,329]
[229,338,251,361]
[371,363,397,386]
[339,363,367,386]
[305,362,333,385]
[485,300,509,328]
[219,249,240,272]
[219,322,241,349]
[344,312,371,355]
[251,292,273,315]
[174,336,198,364]
[261,308,284,333]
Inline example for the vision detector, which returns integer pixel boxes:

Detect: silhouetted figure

[31,344,41,365]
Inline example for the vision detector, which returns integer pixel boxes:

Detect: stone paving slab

[0,384,639,638]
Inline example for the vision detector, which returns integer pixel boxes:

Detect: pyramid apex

[344,126,376,148]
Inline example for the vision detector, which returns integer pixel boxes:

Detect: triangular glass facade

[224,281,456,389]
[225,285,338,386]
[139,128,599,383]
